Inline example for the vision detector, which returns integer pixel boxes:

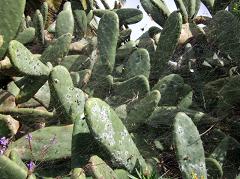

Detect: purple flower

[25,133,32,141]
[0,137,9,155]
[26,161,36,171]
[0,137,9,146]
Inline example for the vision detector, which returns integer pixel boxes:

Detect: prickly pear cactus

[0,0,26,59]
[140,0,170,27]
[173,112,207,179]
[125,48,151,79]
[85,98,148,172]
[56,1,74,37]
[40,33,72,65]
[49,65,85,123]
[0,0,239,178]
[8,40,50,77]
[207,10,240,62]
[15,27,36,45]
[87,155,118,179]
[152,11,182,77]
[125,90,161,131]
[152,74,184,105]
[0,155,29,179]
[10,125,73,161]
[95,11,119,75]
[33,9,44,44]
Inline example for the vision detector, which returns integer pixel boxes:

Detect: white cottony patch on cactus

[111,150,132,169]
[100,132,115,146]
[92,103,116,146]
[92,104,99,113]
[100,108,108,122]
[120,129,128,139]
[118,128,129,145]
[176,126,184,135]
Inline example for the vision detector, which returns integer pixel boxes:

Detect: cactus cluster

[0,0,240,178]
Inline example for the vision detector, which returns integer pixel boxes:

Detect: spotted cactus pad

[173,112,207,179]
[85,98,147,172]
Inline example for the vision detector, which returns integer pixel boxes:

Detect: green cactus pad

[85,98,147,172]
[60,55,89,72]
[137,38,156,63]
[125,48,151,79]
[216,75,240,115]
[9,150,28,171]
[173,112,207,179]
[0,0,26,59]
[202,0,231,14]
[141,0,170,27]
[71,168,86,179]
[97,11,119,74]
[118,29,132,45]
[182,0,200,18]
[26,15,33,28]
[148,106,218,127]
[209,136,240,167]
[41,2,48,27]
[33,81,51,108]
[0,35,3,48]
[0,155,28,179]
[152,11,182,77]
[33,10,44,44]
[0,107,53,123]
[94,8,143,26]
[71,118,103,168]
[47,21,56,33]
[114,169,130,179]
[152,74,184,106]
[40,33,72,66]
[174,0,188,23]
[15,27,36,45]
[71,69,91,88]
[150,0,171,18]
[177,84,193,109]
[92,9,107,18]
[56,2,74,37]
[49,65,85,123]
[74,10,88,39]
[148,26,161,38]
[111,75,150,106]
[74,10,88,38]
[114,8,143,25]
[125,90,161,131]
[205,158,223,178]
[9,40,50,77]
[18,15,27,33]
[87,73,113,99]
[10,125,73,161]
[87,10,94,23]
[15,76,47,104]
[207,10,240,62]
[212,0,232,13]
[87,155,118,179]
